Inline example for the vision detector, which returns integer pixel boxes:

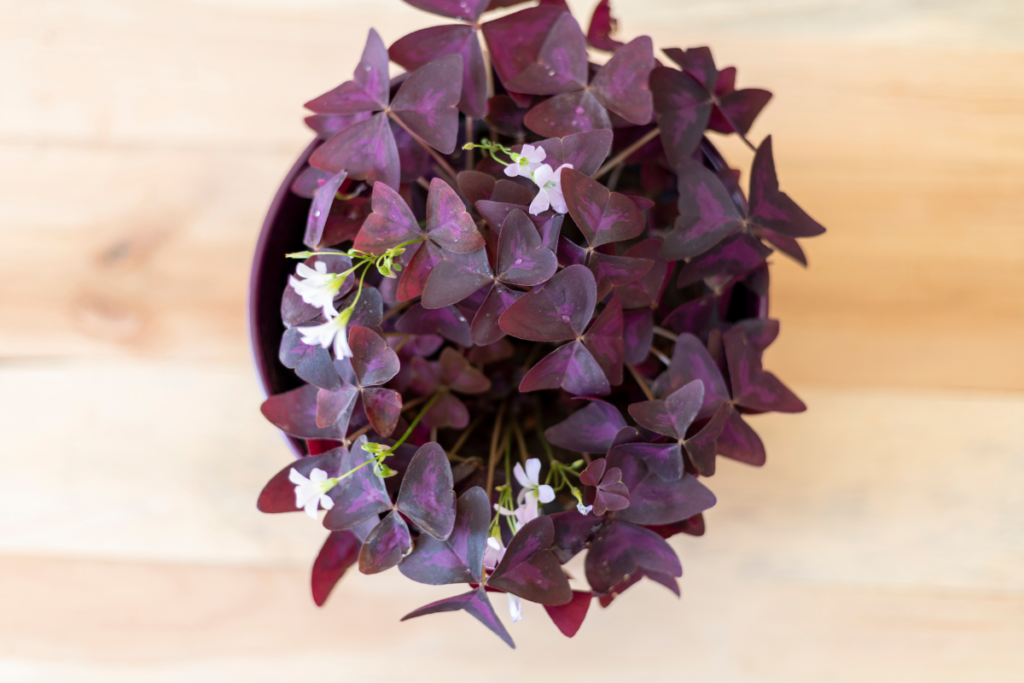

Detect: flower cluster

[257,0,824,648]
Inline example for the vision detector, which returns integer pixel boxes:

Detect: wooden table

[1,1,1022,680]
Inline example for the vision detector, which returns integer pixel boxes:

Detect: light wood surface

[1,0,1022,680]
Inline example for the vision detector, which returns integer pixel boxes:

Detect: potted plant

[250,0,824,647]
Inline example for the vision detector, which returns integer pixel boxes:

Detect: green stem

[389,391,442,452]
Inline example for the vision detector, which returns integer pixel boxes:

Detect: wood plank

[2,363,1021,588]
[2,4,1022,389]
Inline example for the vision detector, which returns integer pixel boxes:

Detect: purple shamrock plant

[255,0,825,649]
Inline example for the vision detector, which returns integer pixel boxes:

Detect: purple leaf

[661,158,744,260]
[582,293,624,386]
[482,7,587,96]
[586,0,622,51]
[358,510,412,574]
[305,29,390,114]
[399,486,490,585]
[402,587,515,649]
[622,308,654,364]
[422,247,493,309]
[628,378,704,440]
[679,46,718,91]
[389,24,487,119]
[587,251,653,302]
[485,94,528,137]
[756,225,808,266]
[402,0,490,22]
[550,510,603,563]
[718,404,766,466]
[305,112,374,141]
[523,89,610,138]
[396,442,456,540]
[457,170,495,206]
[257,447,345,514]
[311,530,362,606]
[736,317,781,352]
[496,209,558,286]
[544,590,592,638]
[321,196,372,247]
[684,402,730,476]
[579,458,630,516]
[499,264,596,341]
[471,283,523,346]
[520,341,611,396]
[488,516,572,606]
[390,54,464,154]
[545,399,627,453]
[609,441,683,482]
[523,129,614,177]
[585,520,682,594]
[426,178,485,253]
[723,326,806,413]
[675,232,773,289]
[353,177,422,254]
[309,112,400,189]
[397,241,442,303]
[315,383,359,431]
[440,347,492,394]
[562,168,645,248]
[616,472,716,526]
[304,170,348,249]
[466,338,515,365]
[749,136,826,238]
[348,326,400,387]
[392,118,432,183]
[343,286,384,329]
[666,333,730,418]
[362,387,403,437]
[619,239,669,309]
[261,384,346,440]
[590,36,655,125]
[291,165,335,198]
[661,294,716,337]
[279,327,341,391]
[396,304,473,347]
[323,437,393,530]
[713,88,772,136]
[424,391,470,430]
[650,67,711,171]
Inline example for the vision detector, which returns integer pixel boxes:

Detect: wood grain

[1,1,1022,680]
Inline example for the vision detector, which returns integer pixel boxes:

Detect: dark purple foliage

[257,0,825,644]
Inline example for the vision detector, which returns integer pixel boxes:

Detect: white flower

[298,307,354,360]
[528,164,573,215]
[496,501,538,527]
[514,458,555,520]
[289,261,345,317]
[288,467,337,519]
[577,502,593,515]
[508,594,523,623]
[483,536,506,572]
[504,144,546,179]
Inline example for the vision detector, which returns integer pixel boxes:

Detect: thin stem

[416,176,430,191]
[626,362,656,401]
[607,163,624,192]
[486,402,508,499]
[390,391,442,452]
[387,111,459,184]
[430,426,438,443]
[342,392,433,446]
[449,416,483,457]
[593,127,661,180]
[651,348,671,366]
[513,420,529,464]
[533,405,555,463]
[464,117,474,171]
[380,300,411,323]
[653,326,679,341]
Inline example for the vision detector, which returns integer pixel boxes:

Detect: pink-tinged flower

[514,458,555,519]
[508,594,523,623]
[298,307,354,360]
[483,536,506,572]
[504,144,546,179]
[289,261,346,317]
[529,163,573,215]
[288,466,336,519]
